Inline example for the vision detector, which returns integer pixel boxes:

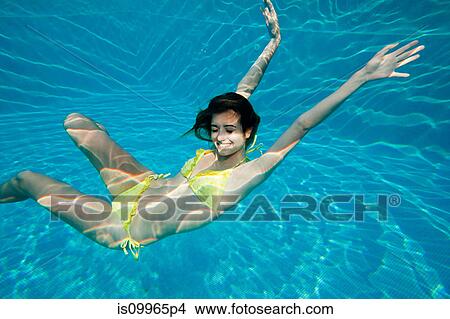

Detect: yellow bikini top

[180,137,263,210]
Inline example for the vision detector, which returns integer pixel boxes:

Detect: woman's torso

[119,150,240,244]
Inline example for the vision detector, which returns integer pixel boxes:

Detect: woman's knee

[64,112,87,130]
[16,170,36,180]
[15,170,37,187]
[63,112,106,133]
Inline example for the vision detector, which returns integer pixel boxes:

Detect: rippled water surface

[0,0,449,298]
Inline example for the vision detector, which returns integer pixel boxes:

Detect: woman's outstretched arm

[235,0,281,100]
[266,40,425,157]
[229,40,425,194]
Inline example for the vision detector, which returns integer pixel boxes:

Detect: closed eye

[211,129,234,133]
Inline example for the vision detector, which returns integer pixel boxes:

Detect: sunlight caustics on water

[0,0,449,298]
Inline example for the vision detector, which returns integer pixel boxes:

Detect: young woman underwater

[0,0,424,259]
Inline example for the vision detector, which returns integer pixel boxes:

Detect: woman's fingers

[261,0,279,38]
[264,0,276,13]
[262,0,277,20]
[396,54,421,68]
[396,44,425,61]
[260,7,269,26]
[375,42,399,57]
[260,6,269,17]
[390,71,410,78]
[391,40,419,57]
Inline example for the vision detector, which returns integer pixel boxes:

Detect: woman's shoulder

[180,148,214,178]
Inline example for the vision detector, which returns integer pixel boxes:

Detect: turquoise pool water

[0,0,449,298]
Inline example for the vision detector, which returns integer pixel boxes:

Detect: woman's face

[211,110,251,156]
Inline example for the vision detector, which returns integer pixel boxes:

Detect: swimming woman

[0,0,424,259]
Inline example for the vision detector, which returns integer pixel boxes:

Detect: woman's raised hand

[260,0,280,40]
[362,40,425,81]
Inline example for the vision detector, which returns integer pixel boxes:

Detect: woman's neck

[213,147,246,170]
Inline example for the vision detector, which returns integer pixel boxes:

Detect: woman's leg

[0,170,124,249]
[63,113,155,198]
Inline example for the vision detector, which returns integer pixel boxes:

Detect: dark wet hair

[183,92,260,148]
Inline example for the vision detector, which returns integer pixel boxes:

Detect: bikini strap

[245,134,264,161]
[181,149,213,179]
[120,237,142,260]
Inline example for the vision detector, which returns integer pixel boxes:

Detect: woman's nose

[216,130,226,141]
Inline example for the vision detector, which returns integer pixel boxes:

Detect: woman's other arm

[236,0,281,100]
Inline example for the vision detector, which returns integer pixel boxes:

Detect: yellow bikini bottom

[112,173,170,260]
